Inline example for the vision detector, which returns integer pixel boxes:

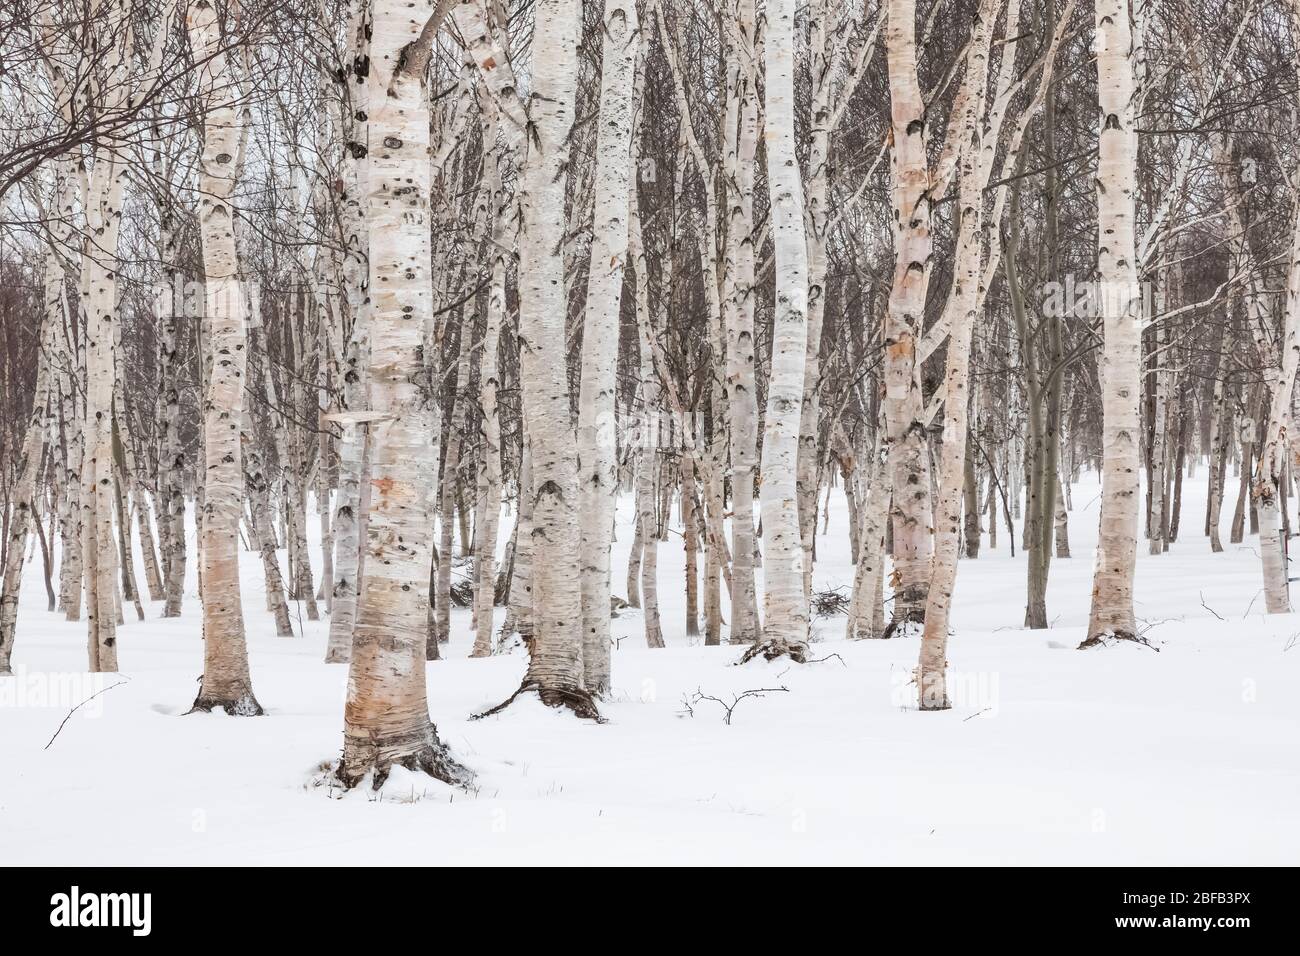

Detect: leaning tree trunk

[1,156,70,667]
[244,431,293,637]
[338,0,469,788]
[502,440,535,646]
[917,0,996,709]
[744,0,809,664]
[1082,0,1142,648]
[0,303,54,674]
[796,0,835,605]
[187,0,261,714]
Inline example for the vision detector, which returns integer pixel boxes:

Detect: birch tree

[880,0,935,636]
[187,0,261,713]
[338,0,469,787]
[1082,0,1143,648]
[743,0,808,663]
[1253,5,1300,613]
[916,0,999,709]
[576,0,639,695]
[457,0,598,717]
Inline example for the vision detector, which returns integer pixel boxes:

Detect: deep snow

[0,470,1296,865]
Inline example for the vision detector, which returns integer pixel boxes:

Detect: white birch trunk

[1254,173,1300,612]
[187,0,261,713]
[326,0,374,663]
[501,0,594,715]
[157,198,187,619]
[721,0,762,645]
[80,122,127,673]
[339,0,469,786]
[470,210,506,657]
[882,0,935,635]
[1083,0,1143,647]
[576,0,638,694]
[916,0,997,708]
[848,433,890,641]
[745,0,809,661]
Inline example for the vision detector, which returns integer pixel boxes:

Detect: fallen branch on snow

[680,685,790,725]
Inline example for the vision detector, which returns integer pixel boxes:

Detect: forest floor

[1,471,1297,865]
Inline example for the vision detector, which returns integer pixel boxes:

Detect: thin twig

[1199,591,1225,621]
[44,678,129,750]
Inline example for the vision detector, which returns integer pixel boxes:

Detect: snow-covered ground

[1,470,1296,865]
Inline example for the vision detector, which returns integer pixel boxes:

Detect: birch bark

[80,41,132,671]
[339,0,469,786]
[0,289,55,673]
[1253,174,1300,612]
[881,0,935,635]
[744,0,809,661]
[917,0,997,709]
[576,0,638,694]
[187,0,261,713]
[722,0,762,645]
[456,0,596,715]
[1083,0,1143,648]
[326,0,374,663]
[471,127,508,658]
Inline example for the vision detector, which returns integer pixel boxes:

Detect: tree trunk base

[737,638,808,665]
[189,689,263,716]
[1076,630,1155,651]
[881,617,923,640]
[336,734,472,792]
[475,681,604,722]
[917,675,951,711]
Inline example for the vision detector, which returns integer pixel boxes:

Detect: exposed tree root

[881,615,924,640]
[918,698,952,712]
[1077,630,1158,651]
[189,690,263,716]
[474,680,605,722]
[917,679,952,712]
[335,738,473,792]
[737,638,809,665]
